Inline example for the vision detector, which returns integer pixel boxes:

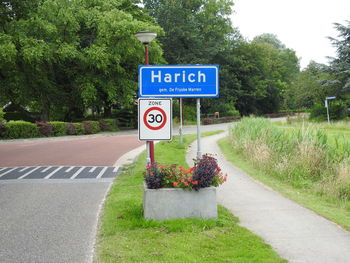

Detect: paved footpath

[187,132,350,263]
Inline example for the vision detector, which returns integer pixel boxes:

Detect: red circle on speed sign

[143,107,167,130]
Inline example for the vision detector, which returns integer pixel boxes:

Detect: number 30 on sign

[138,98,172,141]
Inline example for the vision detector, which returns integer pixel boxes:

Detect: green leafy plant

[74,123,84,135]
[0,108,4,122]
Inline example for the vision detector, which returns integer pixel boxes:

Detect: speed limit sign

[138,98,172,140]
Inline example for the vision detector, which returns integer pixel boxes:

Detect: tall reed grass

[229,118,350,201]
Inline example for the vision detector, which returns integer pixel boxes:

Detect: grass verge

[95,131,286,263]
[218,137,350,231]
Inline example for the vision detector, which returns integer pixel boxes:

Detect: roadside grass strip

[218,118,350,232]
[95,131,286,263]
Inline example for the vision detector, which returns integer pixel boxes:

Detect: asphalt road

[0,122,233,263]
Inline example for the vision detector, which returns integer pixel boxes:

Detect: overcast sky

[231,0,350,68]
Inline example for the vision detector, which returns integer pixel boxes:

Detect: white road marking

[44,166,63,179]
[70,167,85,179]
[18,167,41,179]
[89,167,97,172]
[96,167,108,179]
[0,167,8,172]
[41,166,52,172]
[0,167,18,178]
[113,167,119,172]
[20,167,30,172]
[66,166,75,172]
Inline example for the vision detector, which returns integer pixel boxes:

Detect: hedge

[0,108,4,122]
[36,121,54,137]
[3,121,39,139]
[202,116,241,125]
[50,121,67,136]
[0,119,119,139]
[99,118,118,131]
[83,121,100,134]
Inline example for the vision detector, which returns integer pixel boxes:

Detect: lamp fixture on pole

[135,31,157,165]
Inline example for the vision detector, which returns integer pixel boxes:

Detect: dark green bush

[4,111,35,122]
[36,121,54,137]
[4,121,38,139]
[310,102,348,121]
[83,121,100,134]
[99,119,118,131]
[50,121,67,136]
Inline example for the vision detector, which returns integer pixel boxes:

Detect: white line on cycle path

[186,132,350,263]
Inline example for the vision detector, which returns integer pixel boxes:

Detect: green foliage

[310,101,348,121]
[83,121,100,134]
[0,108,4,122]
[50,121,67,136]
[0,0,164,121]
[4,121,38,139]
[284,61,329,110]
[74,123,84,135]
[99,118,118,131]
[144,0,234,65]
[4,112,35,122]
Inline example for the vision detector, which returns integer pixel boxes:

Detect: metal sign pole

[196,98,201,159]
[146,141,151,165]
[179,98,183,144]
[325,99,330,124]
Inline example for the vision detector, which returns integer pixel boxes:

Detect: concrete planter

[143,184,218,220]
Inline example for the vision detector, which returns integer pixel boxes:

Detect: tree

[284,61,329,109]
[328,21,350,97]
[144,0,234,65]
[218,35,299,115]
[0,0,165,121]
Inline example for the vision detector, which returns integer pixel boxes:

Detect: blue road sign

[138,65,219,98]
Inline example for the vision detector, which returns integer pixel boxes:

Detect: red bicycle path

[0,134,144,167]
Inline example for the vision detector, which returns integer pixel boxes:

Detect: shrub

[310,102,348,121]
[50,121,67,136]
[0,108,4,122]
[66,123,76,135]
[99,119,118,131]
[74,123,84,135]
[36,121,54,137]
[4,121,38,139]
[0,122,5,138]
[144,163,164,189]
[192,154,222,190]
[83,121,100,134]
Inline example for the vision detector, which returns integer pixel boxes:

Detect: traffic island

[143,185,217,220]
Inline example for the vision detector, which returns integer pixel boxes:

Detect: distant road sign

[138,65,219,98]
[138,98,172,141]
